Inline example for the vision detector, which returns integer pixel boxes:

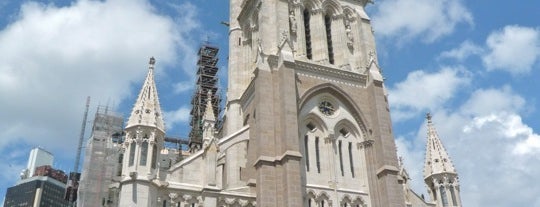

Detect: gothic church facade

[110,0,461,206]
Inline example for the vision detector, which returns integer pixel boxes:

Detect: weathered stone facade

[111,1,461,207]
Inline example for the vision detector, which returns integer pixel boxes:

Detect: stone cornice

[293,59,368,88]
[376,165,400,177]
[306,184,369,196]
[253,150,303,168]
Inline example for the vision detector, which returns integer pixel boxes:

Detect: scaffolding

[188,45,221,152]
[77,106,124,207]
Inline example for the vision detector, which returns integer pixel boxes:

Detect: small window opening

[315,136,321,173]
[307,123,316,131]
[304,135,310,171]
[349,142,355,178]
[339,140,344,176]
[339,128,349,137]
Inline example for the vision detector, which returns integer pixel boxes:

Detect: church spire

[125,57,165,132]
[423,113,456,178]
[423,113,462,207]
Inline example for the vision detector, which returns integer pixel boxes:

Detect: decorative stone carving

[289,10,297,34]
[346,25,354,47]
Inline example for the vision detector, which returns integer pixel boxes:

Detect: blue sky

[0,0,538,206]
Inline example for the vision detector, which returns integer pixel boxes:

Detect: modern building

[4,151,69,207]
[4,176,70,207]
[77,106,124,207]
[104,0,463,206]
[23,147,54,179]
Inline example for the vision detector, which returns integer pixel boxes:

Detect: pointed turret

[118,57,166,206]
[423,113,456,177]
[423,113,462,207]
[202,90,216,148]
[203,90,216,123]
[125,57,165,132]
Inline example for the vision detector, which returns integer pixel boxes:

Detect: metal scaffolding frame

[188,45,221,152]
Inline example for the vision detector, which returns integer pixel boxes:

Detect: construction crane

[65,96,90,206]
[75,96,90,174]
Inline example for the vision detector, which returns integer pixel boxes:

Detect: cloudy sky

[0,0,538,206]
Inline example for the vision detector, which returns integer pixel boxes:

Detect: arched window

[151,145,158,169]
[140,142,148,166]
[440,185,449,206]
[129,143,136,166]
[449,185,457,206]
[324,14,334,64]
[303,9,312,60]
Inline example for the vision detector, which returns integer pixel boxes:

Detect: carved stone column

[290,2,304,58]
[330,14,347,69]
[310,8,328,63]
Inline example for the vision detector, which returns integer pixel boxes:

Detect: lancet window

[303,8,312,60]
[129,142,136,166]
[324,14,334,64]
[140,142,148,166]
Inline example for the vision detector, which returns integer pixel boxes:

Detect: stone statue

[346,25,354,46]
[289,11,297,34]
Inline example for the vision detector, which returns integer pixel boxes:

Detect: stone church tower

[423,114,462,207]
[225,0,404,206]
[118,57,165,206]
[111,0,439,206]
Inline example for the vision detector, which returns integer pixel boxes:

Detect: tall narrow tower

[423,113,462,207]
[188,45,221,152]
[224,0,404,206]
[118,57,165,207]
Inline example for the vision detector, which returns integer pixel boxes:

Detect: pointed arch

[342,6,358,22]
[352,196,367,207]
[322,0,343,16]
[341,194,353,206]
[335,119,361,139]
[306,190,317,207]
[302,113,329,133]
[303,0,323,11]
[299,83,370,137]
[317,191,331,207]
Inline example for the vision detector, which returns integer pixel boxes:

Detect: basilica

[78,0,462,206]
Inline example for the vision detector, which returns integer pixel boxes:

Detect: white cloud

[396,86,540,206]
[439,40,483,61]
[482,25,540,74]
[371,0,473,43]
[173,81,194,94]
[0,0,200,154]
[388,67,471,121]
[163,106,191,130]
[460,86,525,116]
